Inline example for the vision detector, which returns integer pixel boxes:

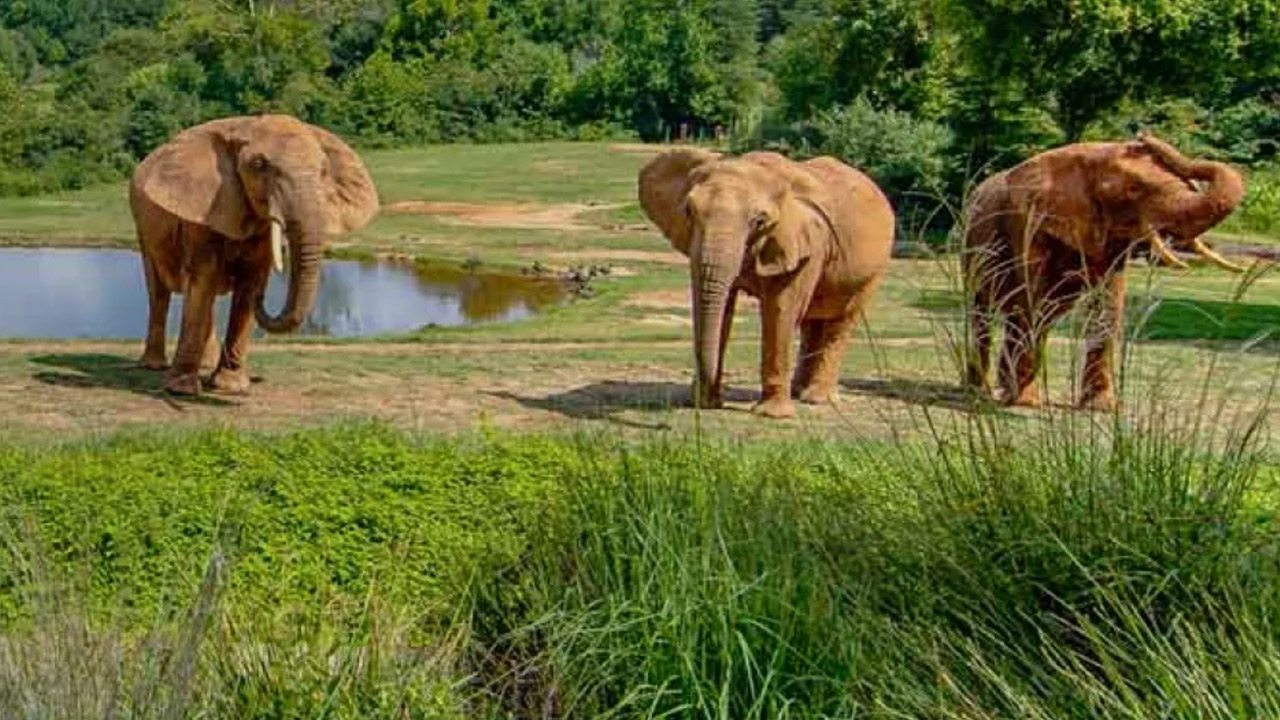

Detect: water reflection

[0,248,565,339]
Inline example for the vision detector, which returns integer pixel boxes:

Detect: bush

[1220,163,1280,238]
[746,97,955,238]
[807,98,954,197]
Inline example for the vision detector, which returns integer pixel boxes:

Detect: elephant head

[639,149,839,405]
[1135,133,1247,272]
[133,115,379,332]
[1009,133,1246,273]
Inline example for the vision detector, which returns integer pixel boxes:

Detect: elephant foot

[201,345,222,373]
[691,383,724,410]
[1079,393,1117,413]
[752,395,796,420]
[1003,388,1042,408]
[797,384,839,405]
[209,367,252,395]
[162,371,202,396]
[139,354,169,371]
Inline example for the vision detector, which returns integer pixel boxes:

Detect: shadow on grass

[29,354,236,409]
[487,381,758,430]
[1135,297,1280,345]
[841,376,1010,415]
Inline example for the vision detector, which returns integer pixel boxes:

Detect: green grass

[363,142,650,206]
[2,411,1279,718]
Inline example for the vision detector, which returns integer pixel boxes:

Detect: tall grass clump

[467,405,1280,717]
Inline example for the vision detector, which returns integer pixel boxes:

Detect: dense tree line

[2,0,1279,224]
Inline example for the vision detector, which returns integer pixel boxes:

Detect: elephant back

[796,156,895,273]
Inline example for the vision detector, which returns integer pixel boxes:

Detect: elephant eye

[248,155,269,172]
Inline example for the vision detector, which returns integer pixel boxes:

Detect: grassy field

[3,142,1280,717]
[0,141,1277,441]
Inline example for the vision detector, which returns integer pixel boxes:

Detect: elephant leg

[164,268,219,396]
[200,324,221,373]
[966,293,994,396]
[795,317,855,405]
[799,276,884,405]
[998,310,1043,408]
[1079,272,1126,412]
[707,288,738,406]
[792,320,823,398]
[210,264,269,395]
[754,289,804,419]
[140,256,171,371]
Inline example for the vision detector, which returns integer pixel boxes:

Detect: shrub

[746,97,955,238]
[1220,163,1280,238]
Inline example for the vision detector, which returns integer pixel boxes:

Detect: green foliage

[766,0,951,121]
[1222,164,1280,238]
[0,424,572,625]
[6,417,1278,717]
[748,97,954,230]
[2,0,1280,223]
[466,415,1278,717]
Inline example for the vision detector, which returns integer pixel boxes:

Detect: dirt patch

[626,289,761,311]
[638,314,691,328]
[383,200,629,233]
[609,143,721,156]
[545,249,687,266]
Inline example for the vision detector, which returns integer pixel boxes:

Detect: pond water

[0,248,566,339]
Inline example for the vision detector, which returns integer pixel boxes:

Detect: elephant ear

[309,124,380,234]
[753,191,827,277]
[133,119,254,240]
[1006,151,1102,257]
[638,148,720,255]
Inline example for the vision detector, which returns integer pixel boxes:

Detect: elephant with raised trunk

[963,133,1247,412]
[640,149,895,419]
[131,115,379,395]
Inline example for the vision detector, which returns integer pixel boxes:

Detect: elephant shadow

[841,376,1007,415]
[487,381,759,430]
[29,354,238,408]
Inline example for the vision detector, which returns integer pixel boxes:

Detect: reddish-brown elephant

[963,133,1247,412]
[639,149,895,419]
[130,115,379,395]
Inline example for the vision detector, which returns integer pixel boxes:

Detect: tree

[940,0,1277,140]
[767,0,950,121]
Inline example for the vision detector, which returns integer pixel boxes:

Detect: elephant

[639,149,896,419]
[962,132,1246,412]
[130,114,379,395]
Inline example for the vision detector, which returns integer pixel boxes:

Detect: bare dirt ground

[383,200,649,233]
[5,334,1268,446]
[0,338,1003,443]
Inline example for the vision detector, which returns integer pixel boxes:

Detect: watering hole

[0,248,566,339]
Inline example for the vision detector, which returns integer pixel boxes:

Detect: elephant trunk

[255,224,323,333]
[1140,134,1247,242]
[691,241,742,407]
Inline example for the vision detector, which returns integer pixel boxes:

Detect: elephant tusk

[271,220,286,274]
[1190,236,1246,273]
[1148,233,1190,270]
